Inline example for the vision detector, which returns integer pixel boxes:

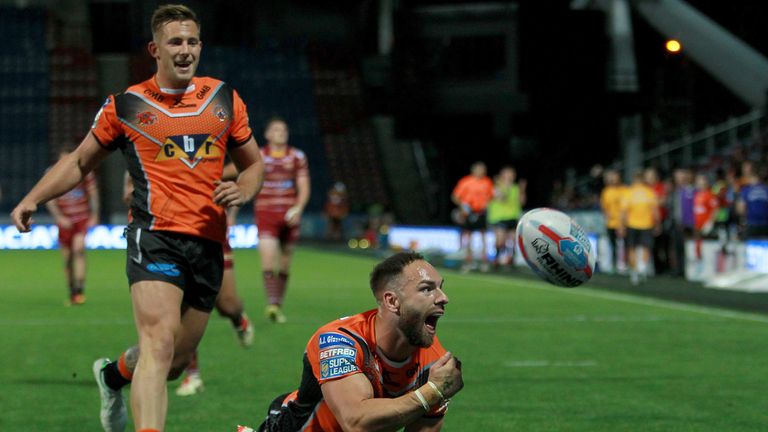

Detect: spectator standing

[620,171,660,286]
[737,167,768,239]
[325,182,349,241]
[452,162,494,272]
[487,166,526,268]
[600,169,626,273]
[668,169,695,277]
[645,167,670,274]
[693,173,719,261]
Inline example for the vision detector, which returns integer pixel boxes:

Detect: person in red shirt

[254,117,310,324]
[11,5,264,432]
[248,252,463,432]
[644,167,670,274]
[451,162,494,272]
[45,149,99,305]
[325,182,349,241]
[693,173,719,260]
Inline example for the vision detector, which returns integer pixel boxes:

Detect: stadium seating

[197,41,330,211]
[0,8,49,212]
[309,44,389,209]
[49,48,100,156]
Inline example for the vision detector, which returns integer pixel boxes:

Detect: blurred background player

[451,161,494,273]
[252,252,463,432]
[620,170,660,285]
[125,168,256,397]
[600,169,626,273]
[255,117,310,323]
[45,149,99,305]
[487,166,525,269]
[324,182,349,241]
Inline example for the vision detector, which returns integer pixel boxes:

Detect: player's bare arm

[121,171,133,206]
[214,137,264,208]
[222,161,239,181]
[322,351,462,432]
[11,133,110,232]
[87,175,100,227]
[286,173,310,226]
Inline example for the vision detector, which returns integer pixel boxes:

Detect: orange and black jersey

[266,310,448,432]
[91,76,252,244]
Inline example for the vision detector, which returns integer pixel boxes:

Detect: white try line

[452,273,768,324]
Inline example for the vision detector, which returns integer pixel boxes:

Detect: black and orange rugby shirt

[91,76,253,244]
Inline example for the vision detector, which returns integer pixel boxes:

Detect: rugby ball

[516,208,596,287]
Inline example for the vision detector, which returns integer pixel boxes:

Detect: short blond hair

[151,4,200,39]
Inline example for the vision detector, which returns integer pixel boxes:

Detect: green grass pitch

[1,247,767,431]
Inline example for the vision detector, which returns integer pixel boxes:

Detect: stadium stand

[49,48,100,156]
[197,41,332,212]
[309,44,390,210]
[0,8,49,213]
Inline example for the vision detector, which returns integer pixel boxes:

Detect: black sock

[230,314,244,329]
[102,361,130,391]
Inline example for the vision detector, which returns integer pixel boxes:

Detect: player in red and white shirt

[254,117,310,323]
[45,149,100,305]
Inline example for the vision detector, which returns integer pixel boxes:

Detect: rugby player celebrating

[251,252,463,432]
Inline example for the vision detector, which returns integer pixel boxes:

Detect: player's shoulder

[122,76,156,97]
[194,76,229,91]
[310,309,376,348]
[196,76,242,97]
[289,146,307,160]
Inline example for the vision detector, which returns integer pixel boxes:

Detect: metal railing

[642,109,766,172]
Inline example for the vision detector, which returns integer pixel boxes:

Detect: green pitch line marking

[452,273,768,324]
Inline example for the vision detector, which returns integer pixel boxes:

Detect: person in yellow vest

[600,169,626,273]
[488,166,526,268]
[620,170,661,285]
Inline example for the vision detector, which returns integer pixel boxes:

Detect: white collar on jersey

[376,345,412,368]
[159,83,196,95]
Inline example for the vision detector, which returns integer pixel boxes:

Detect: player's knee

[139,328,176,365]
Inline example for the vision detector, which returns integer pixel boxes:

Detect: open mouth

[174,60,193,72]
[424,312,443,334]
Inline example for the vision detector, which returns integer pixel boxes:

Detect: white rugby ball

[516,208,596,287]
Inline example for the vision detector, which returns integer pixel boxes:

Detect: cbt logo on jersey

[156,134,222,169]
